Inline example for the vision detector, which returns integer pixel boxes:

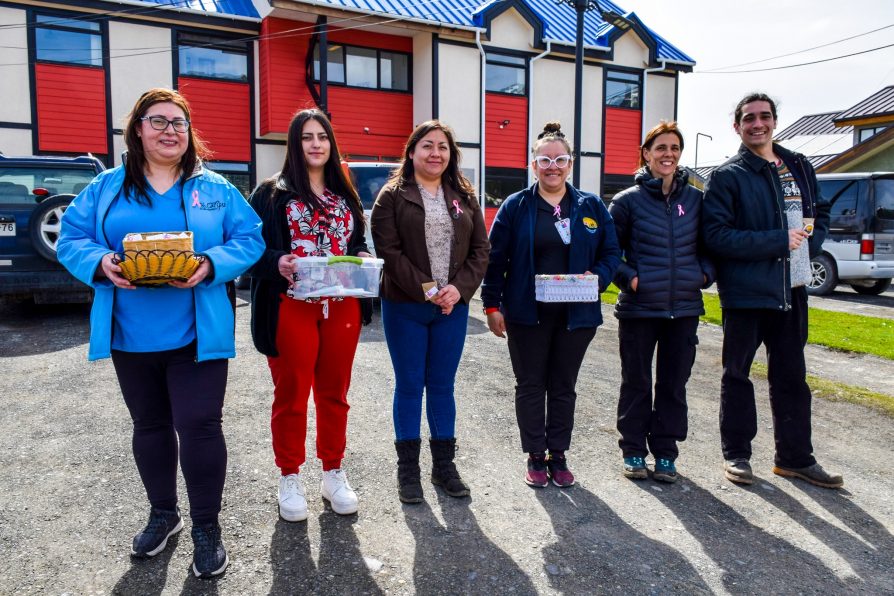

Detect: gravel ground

[0,294,892,595]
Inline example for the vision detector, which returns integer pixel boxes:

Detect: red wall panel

[258,18,413,137]
[485,93,528,168]
[178,77,250,162]
[328,87,412,159]
[603,107,642,175]
[35,64,107,154]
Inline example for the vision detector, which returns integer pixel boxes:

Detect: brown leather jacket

[371,180,490,303]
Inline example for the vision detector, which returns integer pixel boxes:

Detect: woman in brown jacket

[371,120,489,504]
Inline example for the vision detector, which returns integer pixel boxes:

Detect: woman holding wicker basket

[247,109,373,523]
[481,121,621,489]
[57,88,264,579]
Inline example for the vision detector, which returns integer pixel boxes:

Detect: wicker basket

[114,232,203,286]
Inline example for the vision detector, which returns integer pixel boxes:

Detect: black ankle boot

[429,438,470,498]
[395,439,424,504]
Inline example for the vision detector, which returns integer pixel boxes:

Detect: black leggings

[111,343,228,525]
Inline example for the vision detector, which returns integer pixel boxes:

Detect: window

[178,34,248,81]
[858,126,887,143]
[876,179,894,224]
[486,54,526,95]
[35,14,102,67]
[484,167,526,208]
[605,70,641,109]
[0,166,98,206]
[601,174,635,203]
[313,44,410,92]
[207,162,250,197]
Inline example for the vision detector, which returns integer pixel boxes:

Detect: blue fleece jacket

[57,164,264,361]
[481,182,621,329]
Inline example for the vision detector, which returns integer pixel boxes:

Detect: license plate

[0,222,15,236]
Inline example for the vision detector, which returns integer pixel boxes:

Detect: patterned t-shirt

[418,184,454,288]
[285,189,354,300]
[777,162,811,288]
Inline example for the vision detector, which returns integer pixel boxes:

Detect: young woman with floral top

[247,109,372,521]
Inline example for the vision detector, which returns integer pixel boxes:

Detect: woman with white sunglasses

[481,121,621,488]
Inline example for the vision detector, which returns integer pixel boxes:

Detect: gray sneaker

[772,462,843,489]
[723,458,753,485]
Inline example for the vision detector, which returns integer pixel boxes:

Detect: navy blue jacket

[481,182,621,329]
[702,143,830,310]
[609,167,715,319]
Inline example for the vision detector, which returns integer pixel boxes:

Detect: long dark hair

[387,120,476,199]
[270,109,364,237]
[123,88,210,205]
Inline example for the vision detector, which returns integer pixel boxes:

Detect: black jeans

[617,316,699,460]
[506,305,597,454]
[720,287,816,468]
[111,342,228,525]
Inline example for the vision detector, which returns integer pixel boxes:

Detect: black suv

[808,172,894,295]
[0,154,105,303]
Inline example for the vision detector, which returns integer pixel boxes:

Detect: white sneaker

[278,473,308,522]
[321,469,359,515]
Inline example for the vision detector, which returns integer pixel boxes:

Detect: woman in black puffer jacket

[608,121,715,484]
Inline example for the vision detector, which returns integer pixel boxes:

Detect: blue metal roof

[137,0,260,19]
[302,0,693,64]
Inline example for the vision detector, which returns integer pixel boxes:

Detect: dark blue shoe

[191,523,228,579]
[654,458,678,483]
[131,507,183,558]
[622,456,647,480]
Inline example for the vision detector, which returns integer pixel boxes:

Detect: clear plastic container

[291,256,384,298]
[534,274,600,302]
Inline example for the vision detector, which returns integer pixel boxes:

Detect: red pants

[268,297,361,474]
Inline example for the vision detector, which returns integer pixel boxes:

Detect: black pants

[617,316,699,460]
[506,305,596,454]
[111,342,228,525]
[720,287,815,468]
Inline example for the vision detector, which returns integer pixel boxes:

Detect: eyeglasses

[140,115,190,133]
[533,154,572,169]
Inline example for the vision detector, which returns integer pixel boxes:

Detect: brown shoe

[723,458,754,485]
[772,462,843,489]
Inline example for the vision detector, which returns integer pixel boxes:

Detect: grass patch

[751,362,894,417]
[604,284,893,360]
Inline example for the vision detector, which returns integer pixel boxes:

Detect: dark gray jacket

[609,167,714,319]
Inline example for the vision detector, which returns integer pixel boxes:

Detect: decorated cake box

[534,274,600,303]
[291,256,384,298]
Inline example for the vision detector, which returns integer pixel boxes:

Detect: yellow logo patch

[582,217,598,231]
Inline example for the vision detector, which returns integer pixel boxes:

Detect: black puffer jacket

[608,167,715,319]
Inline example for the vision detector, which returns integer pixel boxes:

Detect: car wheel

[29,194,74,262]
[850,279,892,295]
[806,254,837,296]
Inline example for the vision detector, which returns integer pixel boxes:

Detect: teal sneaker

[622,456,647,480]
[653,458,678,483]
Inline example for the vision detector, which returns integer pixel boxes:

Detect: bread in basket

[113,231,204,286]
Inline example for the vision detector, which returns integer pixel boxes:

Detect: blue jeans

[381,299,469,441]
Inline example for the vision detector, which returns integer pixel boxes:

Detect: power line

[699,23,894,72]
[696,42,894,74]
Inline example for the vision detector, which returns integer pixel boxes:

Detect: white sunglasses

[533,154,572,169]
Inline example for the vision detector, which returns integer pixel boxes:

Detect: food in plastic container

[291,256,384,298]
[534,274,600,302]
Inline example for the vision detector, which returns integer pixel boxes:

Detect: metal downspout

[476,31,486,207]
[641,60,667,140]
[527,41,552,185]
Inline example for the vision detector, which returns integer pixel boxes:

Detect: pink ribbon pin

[677,204,685,216]
[553,205,561,219]
[452,200,464,216]
[192,190,201,207]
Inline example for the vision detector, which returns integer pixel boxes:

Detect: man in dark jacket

[702,92,842,489]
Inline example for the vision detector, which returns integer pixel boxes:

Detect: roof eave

[279,0,484,33]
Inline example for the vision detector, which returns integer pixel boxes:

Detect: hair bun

[538,121,565,139]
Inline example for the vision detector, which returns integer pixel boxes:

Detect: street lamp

[555,1,632,187]
[694,132,712,171]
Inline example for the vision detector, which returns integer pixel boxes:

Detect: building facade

[0,0,694,206]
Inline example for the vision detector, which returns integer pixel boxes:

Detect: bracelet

[483,307,500,315]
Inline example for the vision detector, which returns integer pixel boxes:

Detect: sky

[619,0,894,168]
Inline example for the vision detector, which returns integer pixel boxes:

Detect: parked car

[0,154,105,303]
[808,172,894,296]
[344,161,399,255]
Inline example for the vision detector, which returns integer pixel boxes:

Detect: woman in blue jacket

[608,121,714,484]
[481,121,621,488]
[57,88,263,579]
